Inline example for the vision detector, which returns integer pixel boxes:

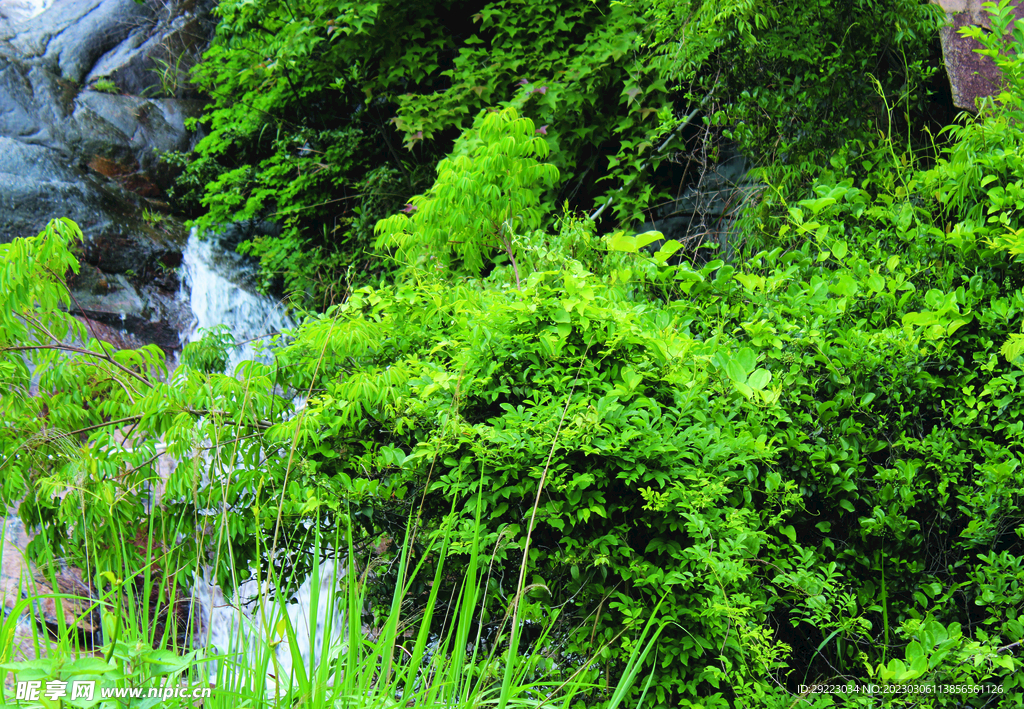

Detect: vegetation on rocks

[170,0,941,306]
[4,0,1024,707]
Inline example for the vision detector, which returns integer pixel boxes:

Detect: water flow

[179,230,344,692]
[0,0,54,22]
[179,229,294,373]
[2,228,335,692]
[190,560,348,696]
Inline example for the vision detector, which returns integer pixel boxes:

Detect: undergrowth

[3,2,1024,707]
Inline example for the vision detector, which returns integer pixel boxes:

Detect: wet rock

[69,92,205,192]
[84,6,214,99]
[0,0,215,352]
[30,562,103,646]
[0,59,75,144]
[0,140,111,240]
[1,517,102,650]
[4,0,154,84]
[67,218,193,352]
[633,145,756,263]
[0,137,193,352]
[0,0,55,25]
[73,314,153,351]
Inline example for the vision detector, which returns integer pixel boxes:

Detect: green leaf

[726,359,748,383]
[1000,333,1024,362]
[747,368,771,390]
[734,347,757,377]
[609,232,639,253]
[635,231,664,251]
[652,240,683,264]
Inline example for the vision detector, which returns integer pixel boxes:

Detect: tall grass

[2,490,662,708]
[2,325,662,707]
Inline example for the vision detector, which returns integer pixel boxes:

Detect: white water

[189,560,348,696]
[2,227,334,694]
[0,0,52,22]
[179,229,294,374]
[179,230,344,692]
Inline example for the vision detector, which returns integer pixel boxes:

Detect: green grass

[1,494,661,709]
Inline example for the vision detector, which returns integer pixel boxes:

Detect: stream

[1,228,339,695]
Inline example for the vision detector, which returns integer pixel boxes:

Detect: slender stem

[589,107,702,222]
[3,343,152,388]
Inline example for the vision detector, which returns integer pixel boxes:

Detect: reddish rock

[934,0,1024,111]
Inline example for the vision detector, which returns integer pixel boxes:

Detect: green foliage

[375,106,558,282]
[1,566,199,709]
[1,516,660,708]
[643,0,943,163]
[13,60,1024,698]
[92,78,119,94]
[10,2,1024,707]
[265,26,1024,701]
[149,53,190,99]
[174,0,946,306]
[0,219,297,595]
[180,325,236,374]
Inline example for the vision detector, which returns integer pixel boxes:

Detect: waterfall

[179,228,294,374]
[0,0,54,22]
[189,560,348,697]
[178,229,343,692]
[2,227,336,696]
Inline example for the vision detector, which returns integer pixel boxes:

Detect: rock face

[933,0,1024,112]
[0,0,215,351]
[636,146,758,265]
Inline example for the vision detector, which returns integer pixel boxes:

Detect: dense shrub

[173,0,942,305]
[5,2,1024,707]
[266,95,1024,704]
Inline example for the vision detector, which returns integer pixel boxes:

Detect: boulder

[84,8,214,99]
[4,0,154,84]
[0,59,75,144]
[932,0,1024,112]
[0,0,215,352]
[634,145,756,263]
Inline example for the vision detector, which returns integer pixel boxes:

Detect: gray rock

[85,10,211,98]
[0,0,55,24]
[634,145,755,264]
[5,0,154,83]
[0,58,75,144]
[0,0,206,353]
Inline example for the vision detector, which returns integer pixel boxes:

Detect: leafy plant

[92,79,119,94]
[10,2,1024,706]
[180,325,237,374]
[374,106,558,284]
[150,53,189,99]
[174,0,946,303]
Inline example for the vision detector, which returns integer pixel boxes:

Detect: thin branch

[63,415,145,437]
[589,107,702,222]
[2,343,152,388]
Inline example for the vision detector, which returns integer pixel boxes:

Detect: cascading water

[0,0,338,695]
[179,228,294,373]
[189,561,348,696]
[178,229,345,692]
